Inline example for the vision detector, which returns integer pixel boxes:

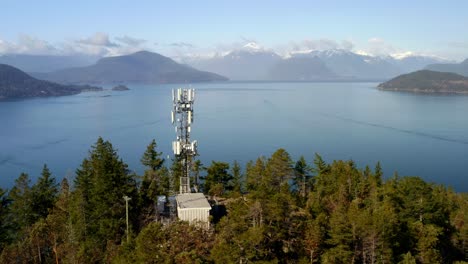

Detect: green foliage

[31,164,58,219]
[231,160,243,196]
[294,156,312,199]
[139,139,169,224]
[134,221,213,264]
[0,187,10,250]
[204,161,232,196]
[1,143,467,263]
[140,139,164,171]
[72,137,138,261]
[379,70,468,93]
[7,173,34,237]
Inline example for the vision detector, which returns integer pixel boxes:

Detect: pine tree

[7,173,34,237]
[264,148,293,193]
[191,160,204,193]
[231,160,243,196]
[245,157,266,192]
[31,164,58,219]
[374,161,383,186]
[72,137,137,261]
[204,161,232,196]
[294,156,310,198]
[0,187,11,250]
[140,139,169,222]
[140,139,164,171]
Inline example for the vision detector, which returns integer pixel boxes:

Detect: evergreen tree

[294,156,310,198]
[264,148,293,193]
[245,157,266,192]
[191,159,204,193]
[140,139,169,222]
[170,156,183,193]
[0,187,11,250]
[140,139,164,171]
[72,137,137,262]
[31,164,58,219]
[231,160,243,196]
[7,173,34,237]
[204,161,232,196]
[374,161,383,186]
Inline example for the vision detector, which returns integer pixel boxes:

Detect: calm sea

[1,82,467,191]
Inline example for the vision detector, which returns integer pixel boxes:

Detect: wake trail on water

[262,98,468,146]
[318,112,468,146]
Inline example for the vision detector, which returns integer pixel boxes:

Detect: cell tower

[171,88,198,194]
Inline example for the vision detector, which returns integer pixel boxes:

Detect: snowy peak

[242,42,263,51]
[288,49,355,58]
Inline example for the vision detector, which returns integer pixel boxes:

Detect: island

[378,70,468,94]
[0,64,102,100]
[111,84,130,91]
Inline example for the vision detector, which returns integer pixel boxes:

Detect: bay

[1,82,467,191]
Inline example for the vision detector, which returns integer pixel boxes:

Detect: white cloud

[365,37,398,56]
[0,33,152,57]
[169,42,195,48]
[115,35,147,46]
[0,35,57,55]
[76,32,118,47]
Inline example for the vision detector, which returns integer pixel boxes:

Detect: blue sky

[1,0,468,60]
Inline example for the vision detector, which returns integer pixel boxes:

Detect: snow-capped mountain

[186,46,451,81]
[391,55,452,73]
[267,56,337,81]
[289,49,400,79]
[188,43,282,80]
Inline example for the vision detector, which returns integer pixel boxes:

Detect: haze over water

[1,82,467,191]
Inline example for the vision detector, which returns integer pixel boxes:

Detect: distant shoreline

[378,87,468,95]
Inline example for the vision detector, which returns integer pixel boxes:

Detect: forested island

[0,64,102,100]
[378,70,468,94]
[0,137,466,263]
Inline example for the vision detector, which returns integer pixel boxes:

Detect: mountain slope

[0,54,98,73]
[293,49,401,80]
[378,70,468,94]
[425,59,468,77]
[34,51,228,84]
[267,56,336,80]
[0,64,101,99]
[189,47,282,80]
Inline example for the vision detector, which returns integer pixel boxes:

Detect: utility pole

[123,195,131,243]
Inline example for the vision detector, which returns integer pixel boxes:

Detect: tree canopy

[0,138,467,263]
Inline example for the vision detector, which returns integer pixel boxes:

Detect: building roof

[175,193,211,209]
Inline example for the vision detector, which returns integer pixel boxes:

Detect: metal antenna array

[172,88,198,194]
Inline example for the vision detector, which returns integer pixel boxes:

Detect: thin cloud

[365,37,398,56]
[115,35,147,46]
[169,42,195,48]
[0,34,57,55]
[447,41,468,49]
[76,32,118,47]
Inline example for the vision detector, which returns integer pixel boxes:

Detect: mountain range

[0,64,102,99]
[425,59,468,77]
[185,44,451,81]
[32,51,228,84]
[0,54,98,73]
[0,48,461,83]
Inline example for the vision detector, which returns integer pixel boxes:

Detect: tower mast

[171,88,197,194]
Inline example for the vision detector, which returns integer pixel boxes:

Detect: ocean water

[1,82,467,191]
